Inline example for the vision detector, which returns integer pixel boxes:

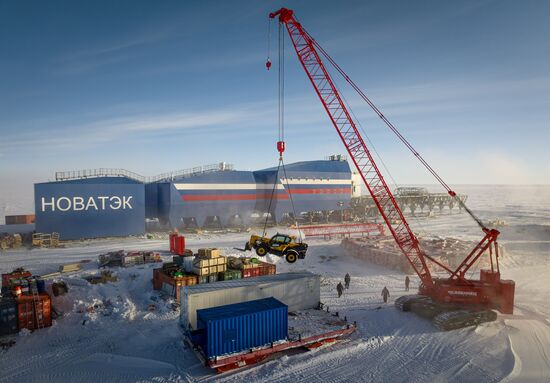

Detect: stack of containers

[192,248,227,284]
[0,270,52,333]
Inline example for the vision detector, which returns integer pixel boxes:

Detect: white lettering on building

[110,196,122,210]
[123,196,133,209]
[73,197,85,211]
[86,197,98,210]
[57,197,71,212]
[40,196,135,212]
[41,198,56,212]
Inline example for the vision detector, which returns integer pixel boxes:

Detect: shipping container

[34,176,145,240]
[196,297,288,359]
[5,214,35,225]
[180,271,320,330]
[0,296,18,336]
[16,293,52,331]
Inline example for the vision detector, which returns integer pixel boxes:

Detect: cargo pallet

[188,323,356,373]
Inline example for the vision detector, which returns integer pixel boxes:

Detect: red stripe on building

[181,187,351,202]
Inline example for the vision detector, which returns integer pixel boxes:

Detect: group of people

[336,273,351,297]
[336,274,412,303]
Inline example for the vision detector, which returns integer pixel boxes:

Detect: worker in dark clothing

[405,276,410,291]
[382,286,390,303]
[337,282,344,298]
[344,273,351,289]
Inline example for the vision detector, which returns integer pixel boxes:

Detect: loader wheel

[256,246,268,256]
[285,250,298,263]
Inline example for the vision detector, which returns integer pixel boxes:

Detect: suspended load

[244,233,308,263]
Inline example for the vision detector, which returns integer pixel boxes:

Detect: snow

[0,185,549,382]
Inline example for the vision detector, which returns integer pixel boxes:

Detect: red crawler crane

[269,8,515,329]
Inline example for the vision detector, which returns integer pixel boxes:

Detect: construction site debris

[32,232,60,248]
[98,250,161,268]
[84,270,118,285]
[341,236,499,273]
[52,281,69,297]
[0,233,22,250]
[59,263,82,273]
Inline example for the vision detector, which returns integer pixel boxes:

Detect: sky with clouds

[0,0,549,194]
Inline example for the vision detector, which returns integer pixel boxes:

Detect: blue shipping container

[0,297,18,336]
[196,297,288,359]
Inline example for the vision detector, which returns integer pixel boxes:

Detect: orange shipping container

[5,214,35,225]
[16,293,52,331]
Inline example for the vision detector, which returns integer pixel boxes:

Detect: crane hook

[266,58,272,70]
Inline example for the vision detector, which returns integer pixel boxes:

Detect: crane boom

[269,8,434,289]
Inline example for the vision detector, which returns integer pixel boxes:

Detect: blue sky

[0,0,549,191]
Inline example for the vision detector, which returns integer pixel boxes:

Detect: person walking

[405,276,410,291]
[344,273,351,289]
[337,282,344,298]
[381,286,390,303]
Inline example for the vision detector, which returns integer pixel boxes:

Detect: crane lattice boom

[270,8,434,289]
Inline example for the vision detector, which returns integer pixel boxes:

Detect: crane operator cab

[244,233,308,263]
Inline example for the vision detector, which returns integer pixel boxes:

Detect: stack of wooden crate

[192,248,227,276]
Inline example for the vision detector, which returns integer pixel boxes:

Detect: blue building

[34,173,145,240]
[34,158,355,239]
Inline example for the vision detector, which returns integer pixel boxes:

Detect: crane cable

[278,20,285,145]
[300,26,486,231]
[262,20,303,242]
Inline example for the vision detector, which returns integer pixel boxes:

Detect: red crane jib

[270,8,514,314]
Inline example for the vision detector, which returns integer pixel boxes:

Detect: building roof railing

[55,168,146,182]
[54,162,235,183]
[149,162,234,182]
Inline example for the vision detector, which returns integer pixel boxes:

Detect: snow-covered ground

[0,185,549,382]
